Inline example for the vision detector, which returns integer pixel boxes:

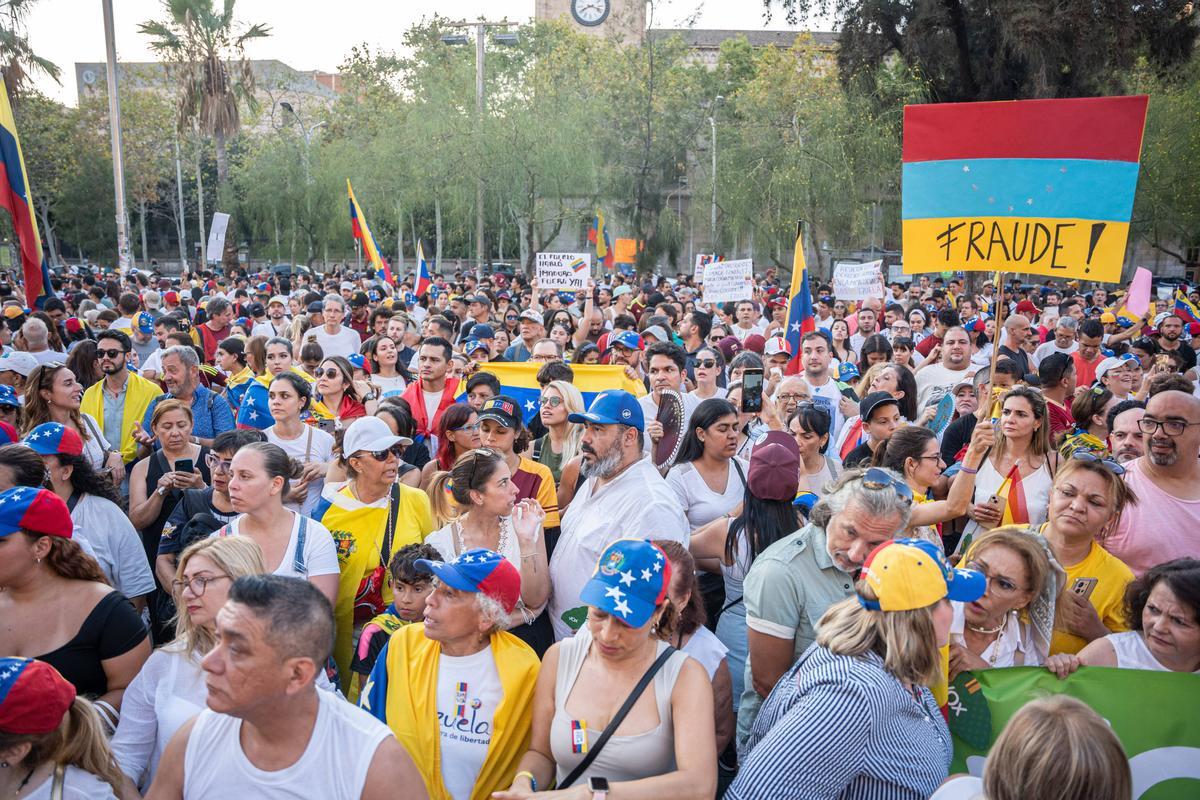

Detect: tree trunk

[37,201,59,268]
[139,200,149,268]
[214,128,229,192]
[434,197,443,272]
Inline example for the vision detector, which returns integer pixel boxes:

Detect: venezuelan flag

[414,240,432,297]
[0,78,52,308]
[902,96,1148,284]
[1174,290,1200,325]
[588,210,614,270]
[456,362,645,424]
[784,221,816,376]
[348,180,386,278]
[235,368,335,430]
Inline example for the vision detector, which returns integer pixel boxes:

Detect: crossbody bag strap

[557,646,676,789]
[292,515,309,575]
[731,458,747,490]
[381,483,400,566]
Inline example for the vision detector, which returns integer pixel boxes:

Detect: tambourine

[653,389,685,475]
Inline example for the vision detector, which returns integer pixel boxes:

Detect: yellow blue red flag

[784,222,816,375]
[0,79,52,308]
[456,362,645,424]
[348,180,386,279]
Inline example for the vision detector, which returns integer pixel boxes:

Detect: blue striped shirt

[726,644,952,800]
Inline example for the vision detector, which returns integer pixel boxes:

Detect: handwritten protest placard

[833,260,884,301]
[901,96,1148,283]
[535,252,591,290]
[701,259,753,305]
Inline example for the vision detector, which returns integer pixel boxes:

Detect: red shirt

[1071,352,1104,386]
[1047,398,1074,439]
[915,334,942,358]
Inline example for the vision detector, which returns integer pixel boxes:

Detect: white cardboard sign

[535,252,591,290]
[833,259,884,301]
[701,258,754,304]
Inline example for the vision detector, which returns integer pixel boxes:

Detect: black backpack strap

[381,483,400,567]
[558,646,676,789]
[66,491,83,513]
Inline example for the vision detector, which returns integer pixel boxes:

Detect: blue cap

[568,389,644,432]
[0,384,17,408]
[837,362,860,381]
[1116,316,1134,329]
[136,312,154,334]
[256,282,270,293]
[463,339,489,355]
[471,323,495,340]
[610,330,642,351]
[415,548,520,613]
[579,539,671,628]
[404,292,418,306]
[792,490,819,514]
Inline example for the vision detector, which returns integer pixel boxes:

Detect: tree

[762,1,1198,102]
[0,0,59,101]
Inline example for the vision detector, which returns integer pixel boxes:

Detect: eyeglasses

[451,421,481,433]
[355,444,405,461]
[172,574,231,597]
[695,359,717,369]
[205,453,234,473]
[861,467,914,504]
[96,348,126,359]
[776,393,808,404]
[316,367,344,380]
[1070,448,1125,475]
[540,395,563,408]
[1138,416,1200,437]
[964,560,1025,597]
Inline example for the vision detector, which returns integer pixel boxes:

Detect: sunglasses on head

[861,467,914,504]
[1070,448,1125,475]
[355,444,405,461]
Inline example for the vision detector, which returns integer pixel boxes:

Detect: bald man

[998,314,1033,378]
[1106,390,1200,576]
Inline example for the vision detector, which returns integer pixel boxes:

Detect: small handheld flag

[588,210,614,270]
[414,240,432,297]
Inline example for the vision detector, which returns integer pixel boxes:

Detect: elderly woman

[727,539,985,800]
[1047,557,1200,675]
[313,416,434,688]
[0,487,150,730]
[496,539,717,800]
[949,527,1062,675]
[0,658,126,799]
[361,548,540,800]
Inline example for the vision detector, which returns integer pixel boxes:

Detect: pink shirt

[1107,458,1200,576]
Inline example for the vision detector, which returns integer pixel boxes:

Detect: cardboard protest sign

[902,96,1148,283]
[535,252,591,290]
[694,254,717,282]
[833,260,884,301]
[701,258,753,305]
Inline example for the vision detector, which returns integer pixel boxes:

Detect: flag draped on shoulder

[456,362,645,425]
[348,180,386,280]
[784,222,816,375]
[588,210,614,270]
[0,79,52,308]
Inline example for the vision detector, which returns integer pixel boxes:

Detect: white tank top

[182,689,391,799]
[1108,631,1200,672]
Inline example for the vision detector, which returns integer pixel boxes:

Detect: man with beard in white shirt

[252,296,293,338]
[548,390,688,640]
[915,326,978,410]
[799,331,849,442]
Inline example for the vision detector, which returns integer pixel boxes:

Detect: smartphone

[741,368,764,413]
[1071,577,1099,600]
[174,458,193,474]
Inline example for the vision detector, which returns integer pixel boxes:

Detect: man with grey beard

[1106,390,1200,576]
[546,389,688,640]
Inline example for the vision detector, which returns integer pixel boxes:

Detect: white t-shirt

[730,321,766,342]
[25,764,116,800]
[141,347,164,377]
[665,459,746,529]
[436,645,503,800]
[549,457,688,640]
[252,319,292,339]
[806,376,846,443]
[71,493,156,600]
[370,373,407,398]
[217,513,339,579]
[916,362,978,410]
[265,425,336,516]
[312,325,363,360]
[1031,338,1077,368]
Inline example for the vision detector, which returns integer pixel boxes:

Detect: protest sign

[694,254,717,282]
[902,96,1148,283]
[948,667,1200,799]
[206,212,230,263]
[701,258,753,304]
[833,260,884,301]
[535,252,590,290]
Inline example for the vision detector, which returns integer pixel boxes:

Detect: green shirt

[736,522,856,745]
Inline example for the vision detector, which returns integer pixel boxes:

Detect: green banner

[948,667,1200,799]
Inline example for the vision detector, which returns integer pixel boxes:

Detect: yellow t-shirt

[316,481,434,685]
[1050,540,1134,655]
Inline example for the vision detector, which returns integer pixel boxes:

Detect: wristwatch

[588,777,610,799]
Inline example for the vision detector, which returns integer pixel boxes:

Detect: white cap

[341,415,411,455]
[1094,356,1126,382]
[268,295,287,307]
[764,336,790,357]
[0,351,38,376]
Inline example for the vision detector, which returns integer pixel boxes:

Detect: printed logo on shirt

[438,683,493,744]
[330,528,357,566]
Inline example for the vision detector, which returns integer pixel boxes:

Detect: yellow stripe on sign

[901,217,1129,283]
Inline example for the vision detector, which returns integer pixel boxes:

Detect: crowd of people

[0,263,1196,800]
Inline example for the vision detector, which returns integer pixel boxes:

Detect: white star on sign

[604,585,624,601]
[641,568,652,582]
[618,570,635,587]
[614,598,632,617]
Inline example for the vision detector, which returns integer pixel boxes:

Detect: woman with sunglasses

[22,363,122,477]
[532,379,584,484]
[314,416,434,687]
[315,355,370,426]
[689,346,727,401]
[426,448,550,649]
[1039,454,1138,656]
[418,403,480,490]
[264,373,334,515]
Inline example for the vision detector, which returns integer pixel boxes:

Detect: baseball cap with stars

[579,539,672,628]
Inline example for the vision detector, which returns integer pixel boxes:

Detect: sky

[26,0,824,106]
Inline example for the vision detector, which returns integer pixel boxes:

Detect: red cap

[743,334,767,354]
[1189,323,1200,337]
[0,658,76,735]
[1015,300,1038,316]
[164,290,180,304]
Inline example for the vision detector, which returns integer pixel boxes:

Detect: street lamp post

[101,0,131,272]
[442,20,514,278]
[708,95,723,254]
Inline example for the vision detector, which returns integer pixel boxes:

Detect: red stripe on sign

[902,96,1148,163]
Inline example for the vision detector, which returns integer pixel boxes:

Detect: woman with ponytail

[0,658,126,799]
[0,487,149,732]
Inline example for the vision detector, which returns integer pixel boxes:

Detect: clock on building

[571,0,611,26]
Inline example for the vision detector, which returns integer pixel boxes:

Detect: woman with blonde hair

[930,695,1131,800]
[110,536,265,789]
[727,539,986,800]
[22,363,122,477]
[531,379,584,483]
[0,658,127,799]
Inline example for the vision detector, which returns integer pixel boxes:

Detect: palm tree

[0,0,61,102]
[139,0,269,191]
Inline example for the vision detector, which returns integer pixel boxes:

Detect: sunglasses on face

[696,359,717,369]
[97,348,127,359]
[205,453,234,473]
[316,367,344,380]
[451,421,481,432]
[540,395,563,408]
[355,444,405,462]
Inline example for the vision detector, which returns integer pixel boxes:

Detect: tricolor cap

[136,312,154,334]
[568,389,644,432]
[0,487,73,540]
[415,548,521,613]
[0,658,76,735]
[579,539,672,629]
[64,317,84,335]
[0,421,17,444]
[764,336,790,357]
[346,353,370,374]
[23,422,83,456]
[479,396,521,429]
[0,384,16,408]
[610,330,642,351]
[256,282,271,293]
[837,361,860,381]
[859,538,986,612]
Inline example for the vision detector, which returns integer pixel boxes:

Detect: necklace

[14,765,35,797]
[967,621,1005,635]
[454,513,511,556]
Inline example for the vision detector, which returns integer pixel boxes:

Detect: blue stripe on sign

[902,158,1140,221]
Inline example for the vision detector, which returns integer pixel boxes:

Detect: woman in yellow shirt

[314,415,434,690]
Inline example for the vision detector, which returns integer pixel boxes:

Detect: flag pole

[988,270,1007,397]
